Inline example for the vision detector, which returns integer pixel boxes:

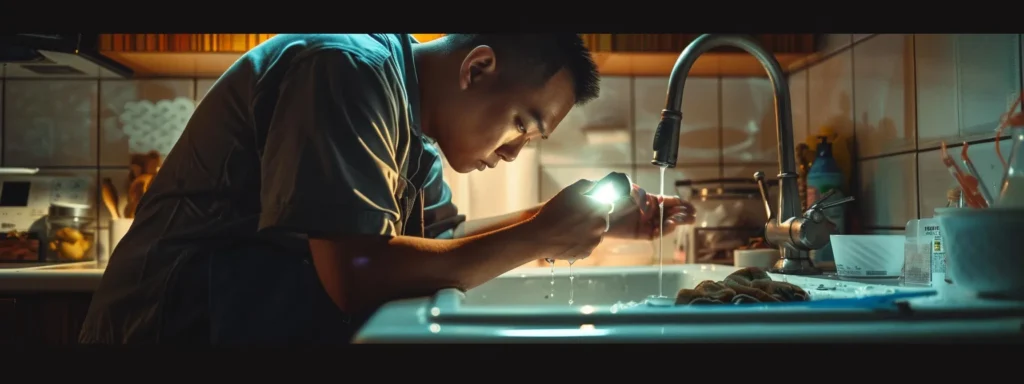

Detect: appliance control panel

[0,175,92,232]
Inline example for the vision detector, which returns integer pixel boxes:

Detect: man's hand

[529,179,612,261]
[606,185,696,240]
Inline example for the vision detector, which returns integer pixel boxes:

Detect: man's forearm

[309,217,546,314]
[452,204,542,238]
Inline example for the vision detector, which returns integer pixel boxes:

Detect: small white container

[733,249,780,269]
[109,218,134,256]
[830,235,904,279]
[936,207,1024,300]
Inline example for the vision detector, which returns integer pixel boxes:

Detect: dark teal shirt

[81,34,464,344]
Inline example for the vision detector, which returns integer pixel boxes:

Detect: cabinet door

[7,294,93,345]
[0,298,14,345]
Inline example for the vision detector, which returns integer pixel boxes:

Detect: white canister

[106,218,134,264]
[733,249,781,270]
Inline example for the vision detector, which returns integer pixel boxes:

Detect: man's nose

[496,139,528,162]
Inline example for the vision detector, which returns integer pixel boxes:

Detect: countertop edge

[0,269,104,293]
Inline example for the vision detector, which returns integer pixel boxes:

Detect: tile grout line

[95,78,103,259]
[629,77,638,184]
[911,34,922,220]
[849,35,862,226]
[717,76,725,179]
[1,77,5,167]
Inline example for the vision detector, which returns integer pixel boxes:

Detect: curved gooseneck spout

[652,34,851,275]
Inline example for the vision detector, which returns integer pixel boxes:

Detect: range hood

[0,34,133,79]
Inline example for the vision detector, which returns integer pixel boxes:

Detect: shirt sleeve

[258,49,405,238]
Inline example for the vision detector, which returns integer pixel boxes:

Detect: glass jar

[46,203,97,262]
[998,126,1024,207]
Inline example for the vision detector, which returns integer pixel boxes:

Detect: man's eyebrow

[530,109,548,139]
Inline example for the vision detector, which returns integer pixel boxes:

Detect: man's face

[427,46,576,173]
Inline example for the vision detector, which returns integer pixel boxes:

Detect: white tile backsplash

[853,34,917,158]
[914,34,960,148]
[915,34,1022,147]
[808,50,855,148]
[788,70,809,147]
[955,34,1021,139]
[3,80,99,167]
[99,79,196,166]
[858,153,918,227]
[721,77,778,163]
[539,76,632,166]
[633,76,720,166]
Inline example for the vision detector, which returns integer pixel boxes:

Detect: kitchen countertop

[0,261,105,293]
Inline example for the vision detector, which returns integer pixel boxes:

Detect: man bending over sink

[79,34,696,345]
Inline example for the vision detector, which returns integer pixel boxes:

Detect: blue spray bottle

[805,135,846,262]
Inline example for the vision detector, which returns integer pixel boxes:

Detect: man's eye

[516,119,527,134]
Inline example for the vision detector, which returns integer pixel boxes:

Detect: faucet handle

[753,171,774,220]
[808,189,855,211]
[796,192,856,249]
[816,196,855,211]
[808,188,837,210]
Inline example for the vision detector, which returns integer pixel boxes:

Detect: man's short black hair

[444,34,600,106]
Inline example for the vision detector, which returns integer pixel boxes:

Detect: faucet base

[771,257,822,275]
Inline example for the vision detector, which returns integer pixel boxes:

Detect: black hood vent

[0,33,133,78]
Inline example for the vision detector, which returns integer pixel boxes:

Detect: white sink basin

[351,264,1024,343]
[461,264,911,308]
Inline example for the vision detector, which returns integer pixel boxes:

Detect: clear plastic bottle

[998,126,1024,207]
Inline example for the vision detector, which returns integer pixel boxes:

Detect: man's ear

[459,45,497,90]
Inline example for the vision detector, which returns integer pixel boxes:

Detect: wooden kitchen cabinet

[0,298,15,345]
[0,293,93,346]
[95,33,819,78]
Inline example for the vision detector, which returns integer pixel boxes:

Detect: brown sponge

[675,267,810,305]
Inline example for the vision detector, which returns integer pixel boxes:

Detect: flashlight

[583,172,635,235]
[584,172,632,204]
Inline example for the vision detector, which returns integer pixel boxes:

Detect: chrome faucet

[651,34,854,275]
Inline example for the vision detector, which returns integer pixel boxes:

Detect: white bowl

[829,235,904,279]
[936,207,1024,300]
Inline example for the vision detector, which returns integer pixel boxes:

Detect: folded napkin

[675,267,810,305]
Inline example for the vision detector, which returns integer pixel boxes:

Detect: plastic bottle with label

[806,135,846,262]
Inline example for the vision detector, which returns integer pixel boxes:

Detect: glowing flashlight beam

[590,183,620,204]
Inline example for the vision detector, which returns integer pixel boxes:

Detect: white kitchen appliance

[0,170,93,264]
[0,174,92,231]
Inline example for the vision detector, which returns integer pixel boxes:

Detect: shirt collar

[400,34,433,143]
